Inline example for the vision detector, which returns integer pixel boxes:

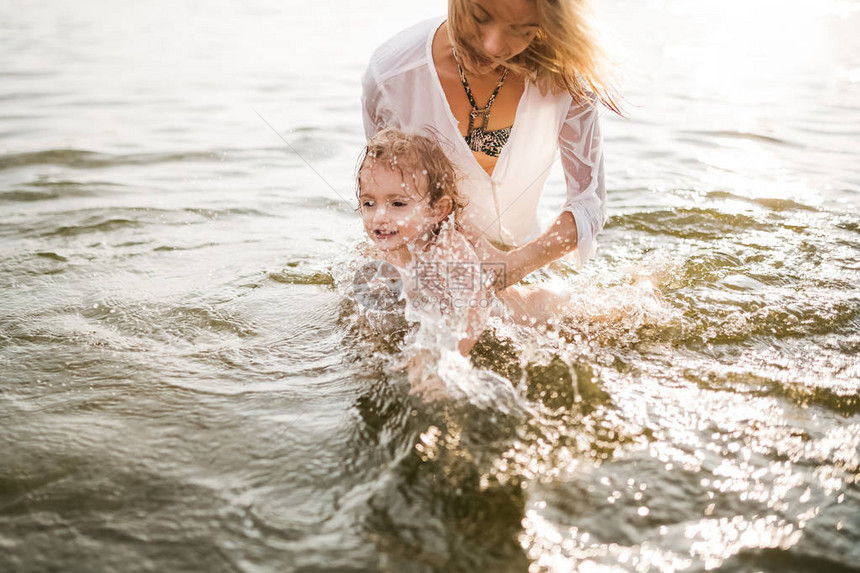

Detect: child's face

[358,164,449,256]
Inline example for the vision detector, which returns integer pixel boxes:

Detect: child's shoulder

[423,219,479,264]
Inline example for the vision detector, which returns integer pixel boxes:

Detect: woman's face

[452,0,540,74]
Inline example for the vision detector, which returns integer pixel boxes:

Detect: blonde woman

[362,0,618,290]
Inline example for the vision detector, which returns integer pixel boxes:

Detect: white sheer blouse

[362,17,606,266]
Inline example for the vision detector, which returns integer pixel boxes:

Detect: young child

[355,128,493,358]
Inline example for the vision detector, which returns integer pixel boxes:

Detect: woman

[362,0,618,289]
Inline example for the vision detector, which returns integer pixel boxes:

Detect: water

[1,0,858,571]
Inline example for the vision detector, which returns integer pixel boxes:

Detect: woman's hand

[457,213,579,290]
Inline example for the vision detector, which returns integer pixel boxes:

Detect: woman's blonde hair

[448,0,620,113]
[356,129,465,218]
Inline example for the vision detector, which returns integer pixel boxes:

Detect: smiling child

[356,129,494,360]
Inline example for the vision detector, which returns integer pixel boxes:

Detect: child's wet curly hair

[356,128,465,219]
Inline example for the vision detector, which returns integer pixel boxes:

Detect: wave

[609,208,771,239]
[45,218,141,237]
[0,184,101,203]
[681,129,794,147]
[0,148,240,171]
[705,190,819,212]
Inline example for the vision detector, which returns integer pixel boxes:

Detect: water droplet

[580,532,590,543]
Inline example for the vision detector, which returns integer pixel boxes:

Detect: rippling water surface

[1,0,858,571]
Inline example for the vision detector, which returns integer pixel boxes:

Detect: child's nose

[372,205,389,222]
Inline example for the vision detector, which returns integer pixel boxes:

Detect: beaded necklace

[454,51,512,157]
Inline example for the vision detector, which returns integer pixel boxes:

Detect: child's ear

[431,196,454,222]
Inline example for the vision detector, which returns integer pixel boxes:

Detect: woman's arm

[464,212,577,289]
[558,99,606,266]
[502,211,578,287]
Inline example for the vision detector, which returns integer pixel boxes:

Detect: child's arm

[400,229,491,401]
